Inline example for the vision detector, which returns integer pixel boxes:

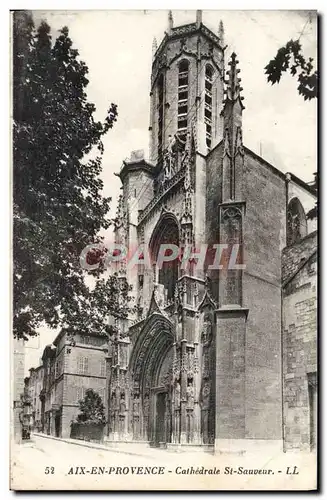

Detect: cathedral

[105,11,317,453]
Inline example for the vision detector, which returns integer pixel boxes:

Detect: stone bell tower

[149,10,226,163]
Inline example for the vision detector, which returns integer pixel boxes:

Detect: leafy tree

[76,389,106,425]
[13,12,131,340]
[264,39,317,101]
[264,30,318,219]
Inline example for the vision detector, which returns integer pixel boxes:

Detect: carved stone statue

[201,382,210,409]
[163,134,178,181]
[167,133,177,157]
[111,390,117,411]
[201,314,213,346]
[133,396,140,415]
[186,381,195,409]
[181,132,191,165]
[119,392,126,414]
[163,151,172,181]
[174,380,181,407]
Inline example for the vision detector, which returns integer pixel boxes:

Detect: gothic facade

[105,12,317,452]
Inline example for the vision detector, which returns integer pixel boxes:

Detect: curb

[33,433,157,459]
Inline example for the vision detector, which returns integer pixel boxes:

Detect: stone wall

[282,231,317,284]
[242,151,285,442]
[124,169,154,213]
[61,405,80,438]
[70,422,105,443]
[205,142,223,299]
[282,232,317,450]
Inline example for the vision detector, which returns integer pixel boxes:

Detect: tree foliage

[265,34,318,220]
[13,12,131,339]
[76,389,106,425]
[265,39,317,101]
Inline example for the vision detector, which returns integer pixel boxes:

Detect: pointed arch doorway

[151,344,174,447]
[130,313,175,447]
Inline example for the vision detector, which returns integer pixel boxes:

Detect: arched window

[150,215,179,301]
[287,197,308,245]
[204,65,214,150]
[157,73,164,159]
[177,60,189,142]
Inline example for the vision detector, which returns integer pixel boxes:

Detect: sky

[24,9,317,373]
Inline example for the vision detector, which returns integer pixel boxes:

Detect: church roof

[282,230,317,286]
[207,140,317,197]
[117,156,156,182]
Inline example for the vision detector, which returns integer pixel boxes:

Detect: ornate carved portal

[108,304,216,446]
[117,312,204,447]
[127,314,175,445]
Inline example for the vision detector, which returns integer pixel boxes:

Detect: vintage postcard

[11,9,318,491]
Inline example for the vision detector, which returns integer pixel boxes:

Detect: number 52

[45,467,55,474]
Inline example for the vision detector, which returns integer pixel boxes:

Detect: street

[10,434,317,491]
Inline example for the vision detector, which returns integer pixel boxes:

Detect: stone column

[143,392,150,441]
[150,391,156,444]
[193,341,201,444]
[173,408,180,444]
[180,339,188,443]
[132,395,141,441]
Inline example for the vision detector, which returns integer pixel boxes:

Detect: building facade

[105,11,317,452]
[26,365,44,431]
[40,332,107,438]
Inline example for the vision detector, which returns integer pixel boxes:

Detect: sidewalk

[33,432,162,458]
[11,434,317,491]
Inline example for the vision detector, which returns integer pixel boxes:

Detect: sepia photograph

[11,9,318,491]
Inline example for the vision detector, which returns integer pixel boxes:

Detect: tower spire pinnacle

[222,52,245,201]
[196,10,202,28]
[152,37,158,59]
[218,20,225,46]
[168,10,174,34]
[225,52,245,106]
